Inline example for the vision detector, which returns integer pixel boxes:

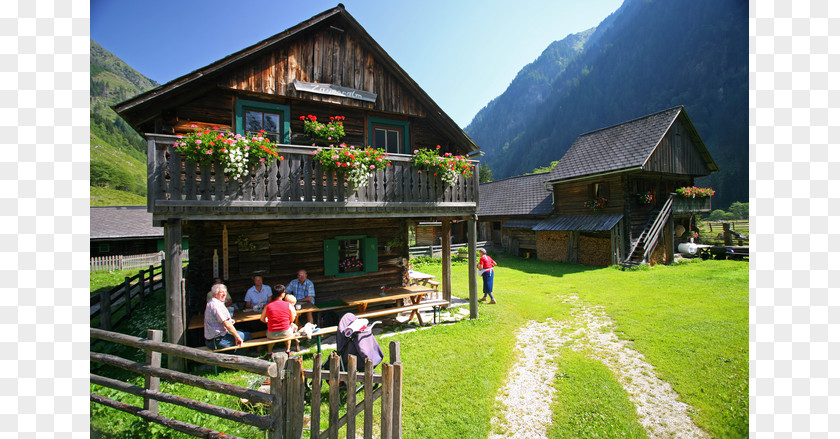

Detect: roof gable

[114,5,477,152]
[547,106,717,182]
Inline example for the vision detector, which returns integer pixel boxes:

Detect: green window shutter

[363,237,378,273]
[324,239,339,276]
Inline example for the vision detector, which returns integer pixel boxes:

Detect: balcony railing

[146,134,479,218]
[671,195,712,214]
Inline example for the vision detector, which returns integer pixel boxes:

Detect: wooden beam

[468,215,478,319]
[164,219,185,372]
[441,218,452,303]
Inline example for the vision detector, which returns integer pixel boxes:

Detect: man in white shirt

[244,275,272,310]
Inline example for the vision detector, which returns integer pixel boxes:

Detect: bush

[708,209,727,221]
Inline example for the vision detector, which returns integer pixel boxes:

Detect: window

[324,235,378,277]
[592,182,610,199]
[235,99,290,143]
[368,117,409,154]
[98,243,110,253]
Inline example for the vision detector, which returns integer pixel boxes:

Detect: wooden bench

[357,300,450,325]
[197,326,338,354]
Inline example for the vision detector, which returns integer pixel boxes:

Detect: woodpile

[536,231,568,261]
[578,235,611,266]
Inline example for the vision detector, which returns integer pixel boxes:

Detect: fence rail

[409,241,487,257]
[90,250,189,272]
[90,264,165,330]
[90,328,403,439]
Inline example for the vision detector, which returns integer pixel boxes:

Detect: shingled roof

[91,206,162,240]
[478,173,554,217]
[547,106,717,182]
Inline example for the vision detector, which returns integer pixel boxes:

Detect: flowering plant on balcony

[174,125,282,179]
[636,191,653,205]
[312,144,391,189]
[300,114,345,144]
[675,186,715,198]
[339,257,363,272]
[584,197,610,212]
[409,145,473,186]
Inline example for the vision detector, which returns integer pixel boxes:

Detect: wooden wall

[183,217,407,315]
[219,25,425,117]
[552,174,625,216]
[644,118,711,176]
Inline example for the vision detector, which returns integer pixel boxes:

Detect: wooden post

[164,218,185,372]
[310,353,322,438]
[468,215,478,320]
[389,341,402,439]
[138,269,146,301]
[363,359,374,438]
[346,355,358,439]
[123,276,132,318]
[269,352,288,439]
[380,363,393,439]
[441,218,452,303]
[285,357,304,439]
[144,329,162,414]
[99,289,111,331]
[328,353,341,439]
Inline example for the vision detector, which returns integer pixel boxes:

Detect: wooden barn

[476,173,554,258]
[538,106,719,266]
[114,5,480,355]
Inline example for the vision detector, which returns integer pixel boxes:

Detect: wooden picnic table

[408,270,436,284]
[341,285,435,324]
[188,301,350,330]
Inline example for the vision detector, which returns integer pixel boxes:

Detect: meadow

[91,255,748,438]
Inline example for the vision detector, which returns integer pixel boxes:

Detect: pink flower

[369,165,375,169]
[195,140,202,144]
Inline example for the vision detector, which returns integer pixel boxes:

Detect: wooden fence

[409,241,487,258]
[90,328,403,439]
[90,250,189,272]
[90,264,165,330]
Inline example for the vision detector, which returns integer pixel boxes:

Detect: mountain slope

[466,0,748,207]
[90,39,159,204]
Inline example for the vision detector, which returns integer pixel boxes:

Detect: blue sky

[91,0,623,128]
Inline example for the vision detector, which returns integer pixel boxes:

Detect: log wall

[644,118,711,176]
[183,218,407,314]
[552,174,625,216]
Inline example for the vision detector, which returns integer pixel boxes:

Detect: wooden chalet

[476,173,554,258]
[113,5,481,355]
[539,106,719,266]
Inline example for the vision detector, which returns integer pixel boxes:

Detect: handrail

[641,194,675,262]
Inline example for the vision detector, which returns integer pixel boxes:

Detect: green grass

[548,349,648,439]
[91,186,146,206]
[91,256,748,439]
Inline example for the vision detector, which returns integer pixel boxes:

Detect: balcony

[146,134,479,220]
[671,195,712,214]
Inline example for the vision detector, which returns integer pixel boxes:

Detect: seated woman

[260,285,298,355]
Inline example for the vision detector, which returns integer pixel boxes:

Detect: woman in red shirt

[477,248,497,304]
[260,285,297,354]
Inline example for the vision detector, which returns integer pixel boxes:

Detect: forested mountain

[465,0,748,207]
[90,40,158,206]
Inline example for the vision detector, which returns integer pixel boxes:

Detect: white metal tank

[678,242,698,255]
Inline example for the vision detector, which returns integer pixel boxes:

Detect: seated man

[286,269,315,324]
[204,283,252,352]
[244,275,272,310]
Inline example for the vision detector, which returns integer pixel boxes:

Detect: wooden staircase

[621,194,675,268]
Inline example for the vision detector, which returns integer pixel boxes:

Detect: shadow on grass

[486,250,602,278]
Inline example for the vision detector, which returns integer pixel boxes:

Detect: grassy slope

[90,258,747,439]
[90,186,146,207]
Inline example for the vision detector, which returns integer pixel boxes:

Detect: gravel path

[489,295,709,439]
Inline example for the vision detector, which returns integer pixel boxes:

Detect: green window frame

[368,117,410,154]
[324,235,378,277]
[235,99,291,144]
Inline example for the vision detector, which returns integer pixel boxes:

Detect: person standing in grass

[477,248,497,304]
